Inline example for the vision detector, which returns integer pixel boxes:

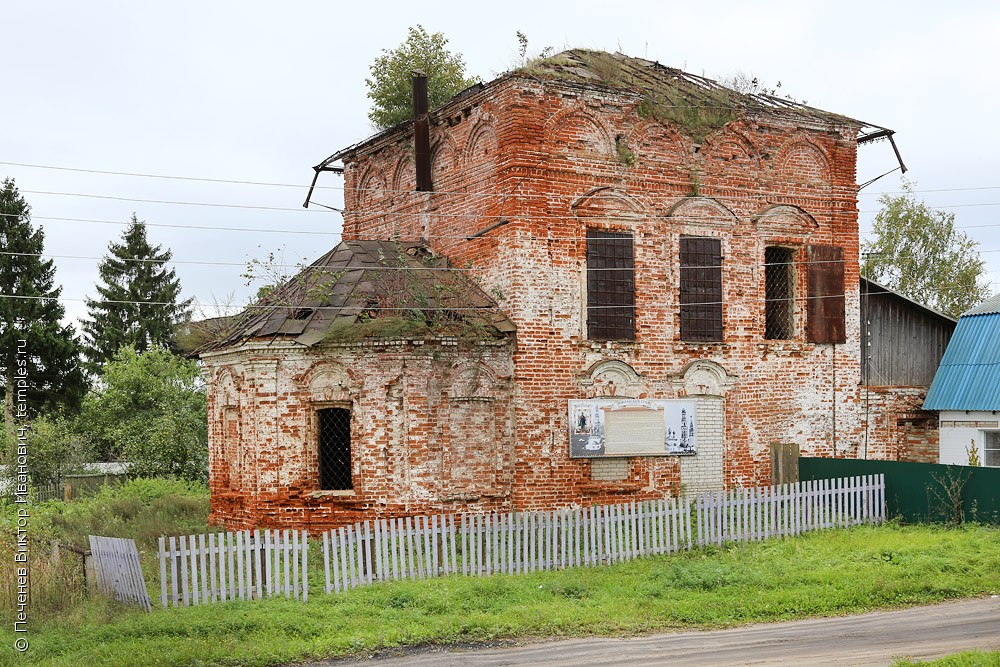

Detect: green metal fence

[799,458,1000,524]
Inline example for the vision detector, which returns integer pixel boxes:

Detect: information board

[568,399,697,458]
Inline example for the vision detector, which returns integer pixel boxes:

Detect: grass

[0,478,214,620]
[1,520,998,666]
[895,651,1000,666]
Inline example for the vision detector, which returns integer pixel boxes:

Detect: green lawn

[896,651,1000,666]
[2,518,999,666]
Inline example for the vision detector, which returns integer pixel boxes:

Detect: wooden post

[63,483,73,502]
[770,442,800,486]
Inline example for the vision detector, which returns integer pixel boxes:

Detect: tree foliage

[11,414,92,486]
[862,181,990,318]
[0,178,86,433]
[78,346,207,481]
[366,25,478,129]
[81,214,191,375]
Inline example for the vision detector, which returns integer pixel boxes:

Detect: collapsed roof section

[198,240,515,354]
[306,49,902,205]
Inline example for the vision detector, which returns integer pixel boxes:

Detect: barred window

[680,236,723,341]
[765,246,795,340]
[586,230,635,340]
[317,407,352,491]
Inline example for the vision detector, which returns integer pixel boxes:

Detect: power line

[0,284,978,311]
[19,190,340,213]
[11,158,1000,199]
[0,161,338,191]
[0,249,866,271]
[32,215,342,236]
[3,211,997,237]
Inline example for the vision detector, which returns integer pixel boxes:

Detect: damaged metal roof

[313,49,894,179]
[198,240,515,354]
[519,49,884,132]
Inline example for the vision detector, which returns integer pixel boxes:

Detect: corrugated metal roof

[962,292,1000,316]
[198,240,514,353]
[923,312,1000,411]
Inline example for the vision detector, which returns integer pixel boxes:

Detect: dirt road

[315,596,1000,666]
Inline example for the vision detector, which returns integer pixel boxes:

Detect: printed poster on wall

[568,399,697,458]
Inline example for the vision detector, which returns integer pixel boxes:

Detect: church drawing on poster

[569,399,697,458]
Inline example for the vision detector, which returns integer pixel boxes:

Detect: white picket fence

[89,535,152,611]
[158,529,308,607]
[693,474,885,545]
[321,474,884,593]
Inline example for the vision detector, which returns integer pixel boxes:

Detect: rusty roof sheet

[199,240,514,353]
[519,50,879,130]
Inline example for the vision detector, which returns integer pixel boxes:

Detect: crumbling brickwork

[337,62,865,512]
[204,339,515,530]
[207,52,924,531]
[862,387,940,463]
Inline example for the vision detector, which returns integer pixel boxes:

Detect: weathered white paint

[938,410,1000,466]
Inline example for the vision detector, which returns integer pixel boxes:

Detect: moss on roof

[196,240,514,354]
[515,49,863,141]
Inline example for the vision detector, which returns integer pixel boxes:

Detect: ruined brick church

[200,50,939,530]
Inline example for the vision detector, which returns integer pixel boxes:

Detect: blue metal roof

[923,310,1000,410]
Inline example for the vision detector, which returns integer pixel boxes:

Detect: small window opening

[317,407,352,490]
[985,431,1000,467]
[765,246,794,340]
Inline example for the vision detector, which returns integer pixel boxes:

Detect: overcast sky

[5,1,1000,328]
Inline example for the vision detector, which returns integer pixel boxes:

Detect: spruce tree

[81,214,191,374]
[0,178,86,432]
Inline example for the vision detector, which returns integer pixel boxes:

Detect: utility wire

[9,158,1000,199]
[0,288,921,311]
[12,188,1000,220]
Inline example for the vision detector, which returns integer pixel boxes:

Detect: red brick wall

[207,70,894,530]
[861,386,939,463]
[204,339,516,531]
[334,73,867,513]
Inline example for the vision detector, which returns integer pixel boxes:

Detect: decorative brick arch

[391,152,415,193]
[626,118,689,161]
[448,360,502,399]
[298,361,355,403]
[213,366,243,490]
[464,119,499,192]
[214,365,242,407]
[775,138,831,184]
[545,108,615,158]
[665,196,739,229]
[580,359,646,398]
[356,165,387,207]
[680,360,734,397]
[753,204,819,236]
[431,132,461,189]
[571,186,647,222]
[702,127,760,176]
[465,119,499,163]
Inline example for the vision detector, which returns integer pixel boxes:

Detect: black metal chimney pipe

[412,70,432,192]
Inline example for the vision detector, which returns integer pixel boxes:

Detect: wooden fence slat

[153,474,893,606]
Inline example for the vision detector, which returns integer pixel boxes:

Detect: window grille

[317,407,352,490]
[586,230,635,340]
[680,236,723,341]
[765,246,795,340]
